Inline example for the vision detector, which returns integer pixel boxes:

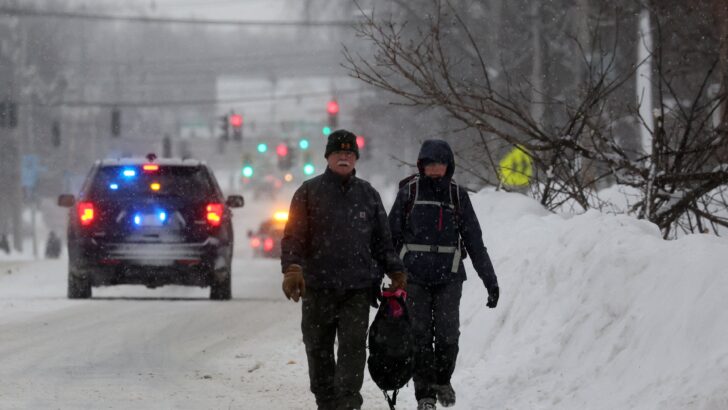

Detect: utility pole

[9,18,27,252]
[637,7,654,157]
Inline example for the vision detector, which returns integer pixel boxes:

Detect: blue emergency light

[122,168,136,178]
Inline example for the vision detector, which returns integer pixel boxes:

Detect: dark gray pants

[407,281,463,401]
[301,287,370,410]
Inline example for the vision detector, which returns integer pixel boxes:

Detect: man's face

[327,150,357,176]
[424,162,447,178]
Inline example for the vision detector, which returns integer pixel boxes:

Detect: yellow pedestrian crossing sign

[499,145,533,187]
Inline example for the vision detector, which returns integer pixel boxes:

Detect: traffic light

[219,114,229,141]
[357,135,370,160]
[322,126,331,136]
[276,143,288,157]
[0,101,18,129]
[51,120,61,147]
[241,154,254,178]
[299,138,309,150]
[327,99,339,129]
[230,113,243,141]
[111,108,121,137]
[302,152,315,176]
[242,164,254,178]
[257,142,268,153]
[162,134,172,158]
[277,143,293,170]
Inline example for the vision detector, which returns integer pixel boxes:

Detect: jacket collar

[323,166,357,188]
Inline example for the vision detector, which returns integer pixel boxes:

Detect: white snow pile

[455,188,728,410]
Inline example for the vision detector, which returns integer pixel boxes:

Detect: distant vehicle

[58,154,244,300]
[248,211,288,258]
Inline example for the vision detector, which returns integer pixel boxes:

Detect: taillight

[77,202,95,226]
[263,237,274,252]
[250,237,261,248]
[206,203,223,227]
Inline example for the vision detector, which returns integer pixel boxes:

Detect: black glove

[486,286,499,308]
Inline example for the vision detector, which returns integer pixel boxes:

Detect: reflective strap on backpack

[399,243,462,273]
[413,199,455,208]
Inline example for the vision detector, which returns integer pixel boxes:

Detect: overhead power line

[0,6,358,28]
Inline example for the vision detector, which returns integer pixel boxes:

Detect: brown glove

[282,264,306,302]
[387,271,407,291]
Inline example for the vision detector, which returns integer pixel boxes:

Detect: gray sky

[67,0,302,20]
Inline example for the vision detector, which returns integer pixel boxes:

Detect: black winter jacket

[388,140,498,290]
[281,167,404,290]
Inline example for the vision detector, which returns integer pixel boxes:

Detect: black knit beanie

[324,129,359,159]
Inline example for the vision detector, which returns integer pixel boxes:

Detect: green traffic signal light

[257,143,268,153]
[322,126,331,136]
[299,139,310,150]
[242,165,254,178]
[303,163,315,176]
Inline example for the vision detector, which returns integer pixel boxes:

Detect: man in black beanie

[281,129,407,410]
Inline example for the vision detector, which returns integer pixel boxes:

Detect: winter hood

[417,139,455,180]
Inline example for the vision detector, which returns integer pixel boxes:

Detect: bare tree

[344,0,728,238]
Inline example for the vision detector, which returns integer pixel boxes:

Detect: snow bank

[457,188,728,410]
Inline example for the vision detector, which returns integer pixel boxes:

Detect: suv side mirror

[58,194,75,207]
[226,195,245,208]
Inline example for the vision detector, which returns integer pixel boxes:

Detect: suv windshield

[88,165,217,199]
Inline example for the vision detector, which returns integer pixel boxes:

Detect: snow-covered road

[0,257,357,410]
[0,254,418,410]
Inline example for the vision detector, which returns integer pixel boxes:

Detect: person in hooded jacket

[281,129,407,410]
[388,139,499,410]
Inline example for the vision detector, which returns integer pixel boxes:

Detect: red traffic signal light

[327,100,339,128]
[229,114,243,128]
[276,143,289,157]
[356,135,366,149]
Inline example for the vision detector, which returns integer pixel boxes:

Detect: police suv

[58,155,244,300]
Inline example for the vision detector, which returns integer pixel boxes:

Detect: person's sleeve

[280,184,309,273]
[387,188,407,253]
[371,188,405,274]
[458,190,498,290]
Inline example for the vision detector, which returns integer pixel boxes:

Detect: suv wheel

[210,267,231,300]
[68,267,91,299]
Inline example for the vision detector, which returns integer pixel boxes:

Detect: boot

[435,383,456,407]
[417,398,437,410]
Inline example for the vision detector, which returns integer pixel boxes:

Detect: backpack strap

[404,175,419,218]
[382,389,399,410]
[450,181,460,226]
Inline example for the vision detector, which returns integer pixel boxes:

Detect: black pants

[301,287,370,410]
[407,281,463,401]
